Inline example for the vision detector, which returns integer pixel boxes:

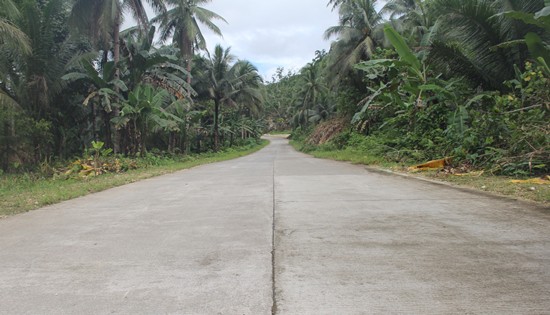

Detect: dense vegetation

[0,0,264,175]
[1,0,549,179]
[264,0,549,176]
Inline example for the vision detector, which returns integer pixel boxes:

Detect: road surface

[1,136,549,314]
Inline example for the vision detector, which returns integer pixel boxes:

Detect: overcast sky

[124,0,339,80]
[199,0,339,80]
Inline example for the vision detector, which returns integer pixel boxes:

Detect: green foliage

[263,67,300,131]
[349,25,549,176]
[193,44,265,151]
[2,0,548,181]
[383,25,422,73]
[285,0,550,181]
[323,0,384,78]
[0,103,53,172]
[426,0,545,89]
[152,0,226,58]
[503,3,550,76]
[0,0,264,172]
[458,62,549,175]
[352,57,549,175]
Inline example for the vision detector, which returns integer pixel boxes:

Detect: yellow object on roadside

[453,170,484,177]
[408,158,449,172]
[510,177,550,185]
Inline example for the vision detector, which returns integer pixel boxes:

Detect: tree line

[264,0,549,176]
[1,0,264,172]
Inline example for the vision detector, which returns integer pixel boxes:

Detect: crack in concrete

[271,159,278,315]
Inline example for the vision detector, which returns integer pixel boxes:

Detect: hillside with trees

[264,0,549,177]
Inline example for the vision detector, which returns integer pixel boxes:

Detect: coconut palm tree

[2,0,90,120]
[71,0,165,65]
[297,62,328,127]
[0,0,29,171]
[324,0,384,78]
[194,45,263,151]
[196,45,233,150]
[1,0,91,166]
[381,0,434,46]
[152,0,226,94]
[0,0,31,55]
[427,0,546,89]
[70,0,167,86]
[380,0,417,20]
[230,60,264,116]
[0,0,31,107]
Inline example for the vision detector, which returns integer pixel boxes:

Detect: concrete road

[0,136,549,314]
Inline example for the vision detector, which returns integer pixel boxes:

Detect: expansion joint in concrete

[271,160,278,315]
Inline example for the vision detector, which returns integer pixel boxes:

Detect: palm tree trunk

[2,119,11,171]
[181,36,194,97]
[214,98,220,151]
[112,11,121,154]
[186,58,192,95]
[102,49,109,68]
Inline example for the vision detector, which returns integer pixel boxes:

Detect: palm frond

[0,19,31,54]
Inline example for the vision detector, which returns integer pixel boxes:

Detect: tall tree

[195,45,263,151]
[428,0,546,89]
[1,0,91,166]
[324,0,383,78]
[70,0,165,152]
[296,62,328,127]
[230,60,264,117]
[71,0,165,61]
[152,0,226,94]
[381,0,433,46]
[0,0,31,110]
[0,0,31,56]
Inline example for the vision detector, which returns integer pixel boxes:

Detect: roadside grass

[267,130,291,135]
[423,172,550,205]
[290,140,401,168]
[0,140,269,217]
[290,140,549,206]
[306,148,397,168]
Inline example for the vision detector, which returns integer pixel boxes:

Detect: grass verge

[0,140,269,218]
[290,140,549,206]
[267,131,291,135]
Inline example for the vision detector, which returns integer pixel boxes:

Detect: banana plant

[63,60,128,114]
[354,25,463,132]
[63,60,127,143]
[113,84,184,155]
[354,25,431,123]
[501,0,550,75]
